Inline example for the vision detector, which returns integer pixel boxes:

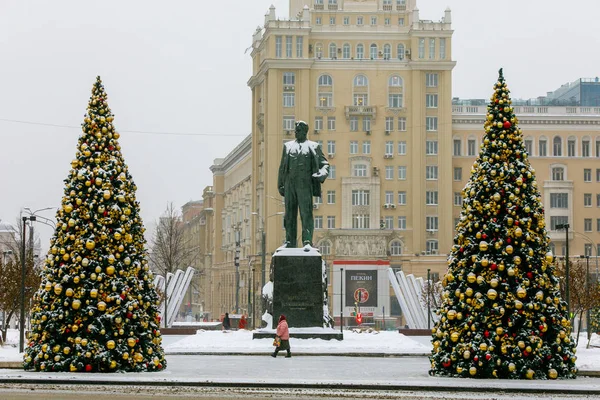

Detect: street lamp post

[556,223,570,317]
[580,255,591,339]
[427,268,431,330]
[340,267,344,333]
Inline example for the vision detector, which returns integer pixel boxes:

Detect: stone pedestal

[272,248,323,328]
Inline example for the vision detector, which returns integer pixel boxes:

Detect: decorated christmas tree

[430,69,577,379]
[24,77,166,372]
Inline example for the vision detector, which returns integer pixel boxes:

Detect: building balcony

[345,105,377,119]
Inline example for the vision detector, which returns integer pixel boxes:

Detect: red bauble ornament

[485,354,492,361]
[503,121,511,129]
[515,221,519,226]
[443,360,451,368]
[85,364,92,372]
[484,330,490,338]
[482,233,488,239]
[527,272,533,279]
[474,356,479,362]
[507,238,511,243]
[491,263,497,271]
[523,351,529,357]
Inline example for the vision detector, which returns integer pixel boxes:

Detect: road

[1,355,600,399]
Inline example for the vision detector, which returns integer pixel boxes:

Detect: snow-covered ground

[2,328,600,372]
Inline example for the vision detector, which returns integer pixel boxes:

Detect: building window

[398,117,407,131]
[426,117,438,131]
[585,193,592,207]
[318,74,333,107]
[553,136,562,156]
[426,166,438,180]
[315,196,322,205]
[328,165,336,179]
[328,42,337,58]
[397,166,406,180]
[453,139,462,156]
[350,140,358,154]
[314,216,323,229]
[343,16,350,25]
[583,139,591,157]
[352,214,370,229]
[597,218,600,232]
[327,117,336,131]
[584,168,592,182]
[330,16,336,25]
[357,43,364,59]
[283,72,296,85]
[552,167,564,181]
[439,38,446,59]
[314,117,323,131]
[426,216,439,231]
[398,17,404,26]
[327,140,336,155]
[296,36,303,57]
[383,43,391,58]
[316,16,322,25]
[342,43,350,59]
[389,93,403,108]
[426,191,438,205]
[525,138,533,155]
[398,141,407,155]
[286,36,293,58]
[385,117,394,132]
[453,167,462,181]
[316,140,323,149]
[454,192,463,206]
[426,94,438,108]
[539,138,547,157]
[350,116,359,131]
[315,43,323,58]
[385,191,394,204]
[385,141,394,155]
[468,139,477,156]
[327,190,336,204]
[585,243,592,256]
[550,216,568,230]
[368,43,377,59]
[363,117,371,132]
[429,38,435,59]
[363,141,371,154]
[390,240,402,255]
[426,240,439,254]
[357,16,363,26]
[426,73,438,87]
[275,36,282,58]
[596,168,600,182]
[283,92,295,107]
[426,140,438,155]
[327,216,336,229]
[418,38,425,59]
[319,240,331,255]
[597,138,600,157]
[398,191,407,205]
[397,44,405,60]
[354,94,368,106]
[353,164,367,177]
[567,137,576,157]
[598,194,600,207]
[385,216,394,230]
[370,16,377,25]
[385,166,394,180]
[550,193,568,208]
[397,216,406,229]
[283,116,295,131]
[584,218,592,232]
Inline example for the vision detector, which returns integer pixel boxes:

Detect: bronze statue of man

[278,121,329,247]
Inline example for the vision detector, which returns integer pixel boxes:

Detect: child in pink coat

[271,314,291,358]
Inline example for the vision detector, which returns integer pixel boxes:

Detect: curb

[0,377,600,395]
[164,352,430,357]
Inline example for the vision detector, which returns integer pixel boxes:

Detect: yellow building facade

[199,0,600,326]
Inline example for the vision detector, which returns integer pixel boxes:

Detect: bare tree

[148,203,196,328]
[0,219,42,344]
[555,258,600,347]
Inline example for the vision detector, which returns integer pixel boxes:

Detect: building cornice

[210,135,252,174]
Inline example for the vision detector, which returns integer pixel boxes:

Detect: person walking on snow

[271,314,291,358]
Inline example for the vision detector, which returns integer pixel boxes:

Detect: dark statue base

[252,247,342,341]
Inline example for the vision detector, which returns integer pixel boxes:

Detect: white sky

[1,0,599,252]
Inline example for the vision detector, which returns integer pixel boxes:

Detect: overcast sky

[1,0,599,252]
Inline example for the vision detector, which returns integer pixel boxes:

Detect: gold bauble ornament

[90,289,98,298]
[127,338,136,347]
[514,256,522,265]
[463,350,471,359]
[107,340,116,350]
[545,252,554,263]
[72,299,81,310]
[487,289,498,300]
[64,204,73,214]
[86,240,95,250]
[508,363,516,372]
[515,227,523,237]
[122,352,129,360]
[517,287,526,299]
[467,273,476,283]
[506,245,514,254]
[114,232,122,241]
[81,338,88,346]
[447,310,457,320]
[479,241,489,252]
[134,353,143,362]
[97,302,107,312]
[106,265,115,275]
[548,369,558,379]
[82,258,89,267]
[469,366,477,376]
[66,288,74,297]
[54,284,63,295]
[525,369,534,379]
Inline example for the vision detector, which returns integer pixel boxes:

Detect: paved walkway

[1,355,600,395]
